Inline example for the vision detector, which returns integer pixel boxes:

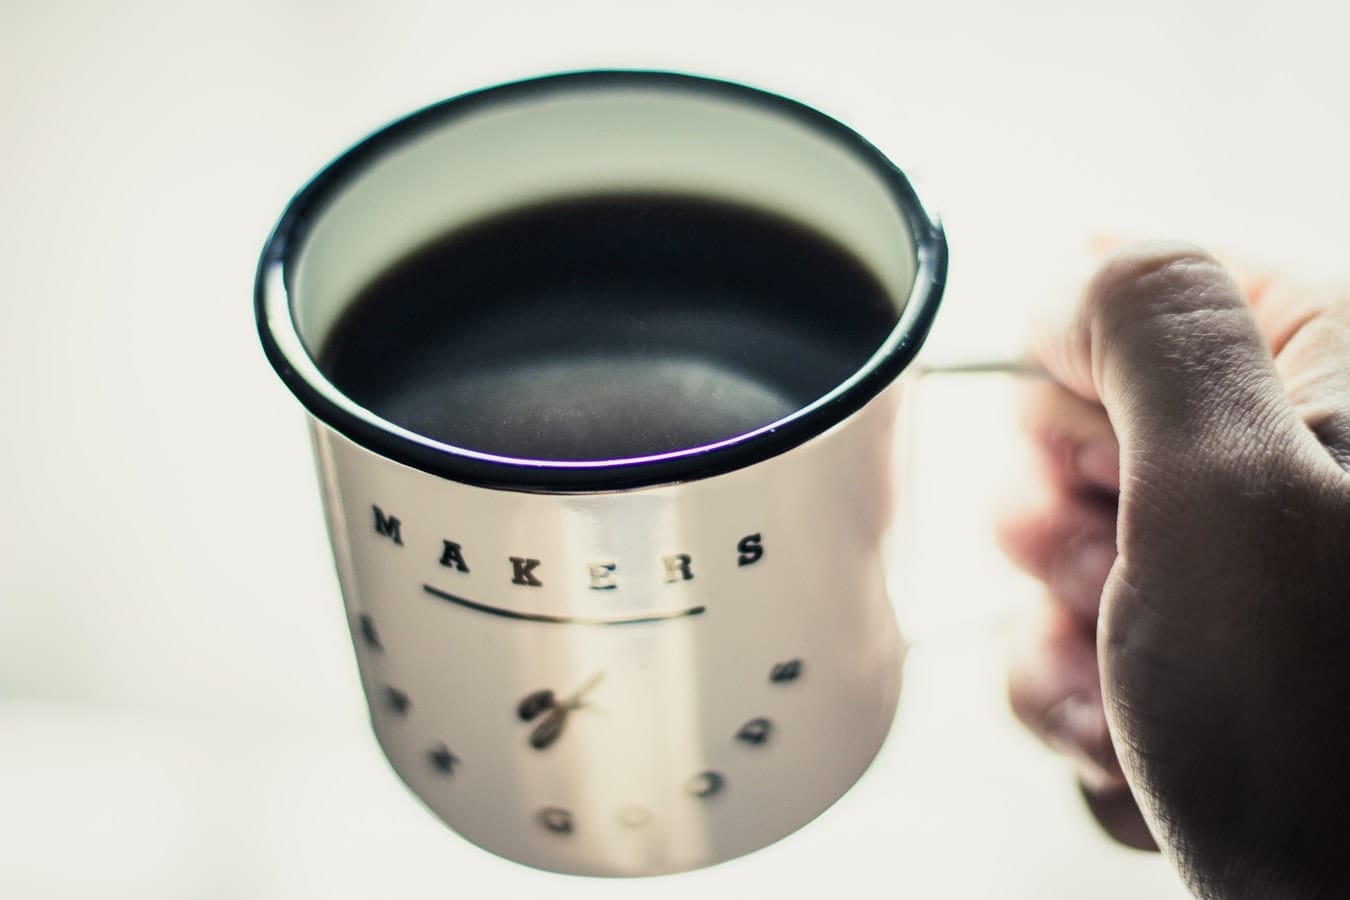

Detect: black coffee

[318,193,898,460]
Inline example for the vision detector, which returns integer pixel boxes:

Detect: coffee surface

[318,193,898,460]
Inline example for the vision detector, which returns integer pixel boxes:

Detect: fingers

[1007,602,1124,792]
[1067,240,1350,470]
[996,380,1118,624]
[1019,379,1120,495]
[1084,239,1350,467]
[1078,781,1159,852]
[1008,602,1158,850]
[1035,242,1312,487]
[1255,275,1350,468]
[996,489,1115,625]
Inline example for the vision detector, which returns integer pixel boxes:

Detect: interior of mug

[291,80,918,354]
[257,72,944,487]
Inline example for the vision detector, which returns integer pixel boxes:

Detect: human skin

[997,243,1350,898]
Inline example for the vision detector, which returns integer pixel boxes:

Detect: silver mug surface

[256,71,946,876]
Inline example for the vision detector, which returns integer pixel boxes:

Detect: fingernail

[1076,441,1120,490]
[1045,694,1125,791]
[1050,537,1116,620]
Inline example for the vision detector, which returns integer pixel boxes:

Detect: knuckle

[1079,710,1116,766]
[1085,241,1239,330]
[1007,677,1040,730]
[991,506,1031,564]
[1006,637,1053,731]
[1093,241,1223,295]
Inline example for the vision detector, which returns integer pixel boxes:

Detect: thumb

[1034,241,1322,487]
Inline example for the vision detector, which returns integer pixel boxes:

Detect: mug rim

[255,69,947,493]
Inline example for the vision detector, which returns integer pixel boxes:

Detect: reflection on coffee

[318,193,898,460]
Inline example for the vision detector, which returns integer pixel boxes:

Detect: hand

[997,242,1350,898]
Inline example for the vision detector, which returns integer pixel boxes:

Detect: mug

[256,70,946,876]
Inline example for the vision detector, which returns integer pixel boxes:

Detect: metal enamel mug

[256,71,946,876]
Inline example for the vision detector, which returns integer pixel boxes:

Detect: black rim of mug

[255,70,948,492]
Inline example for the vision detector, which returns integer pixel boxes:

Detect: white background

[3,1,1346,897]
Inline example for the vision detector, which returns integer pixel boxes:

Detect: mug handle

[914,358,1049,380]
[890,356,1054,645]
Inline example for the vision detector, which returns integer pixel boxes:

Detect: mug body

[256,71,946,875]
